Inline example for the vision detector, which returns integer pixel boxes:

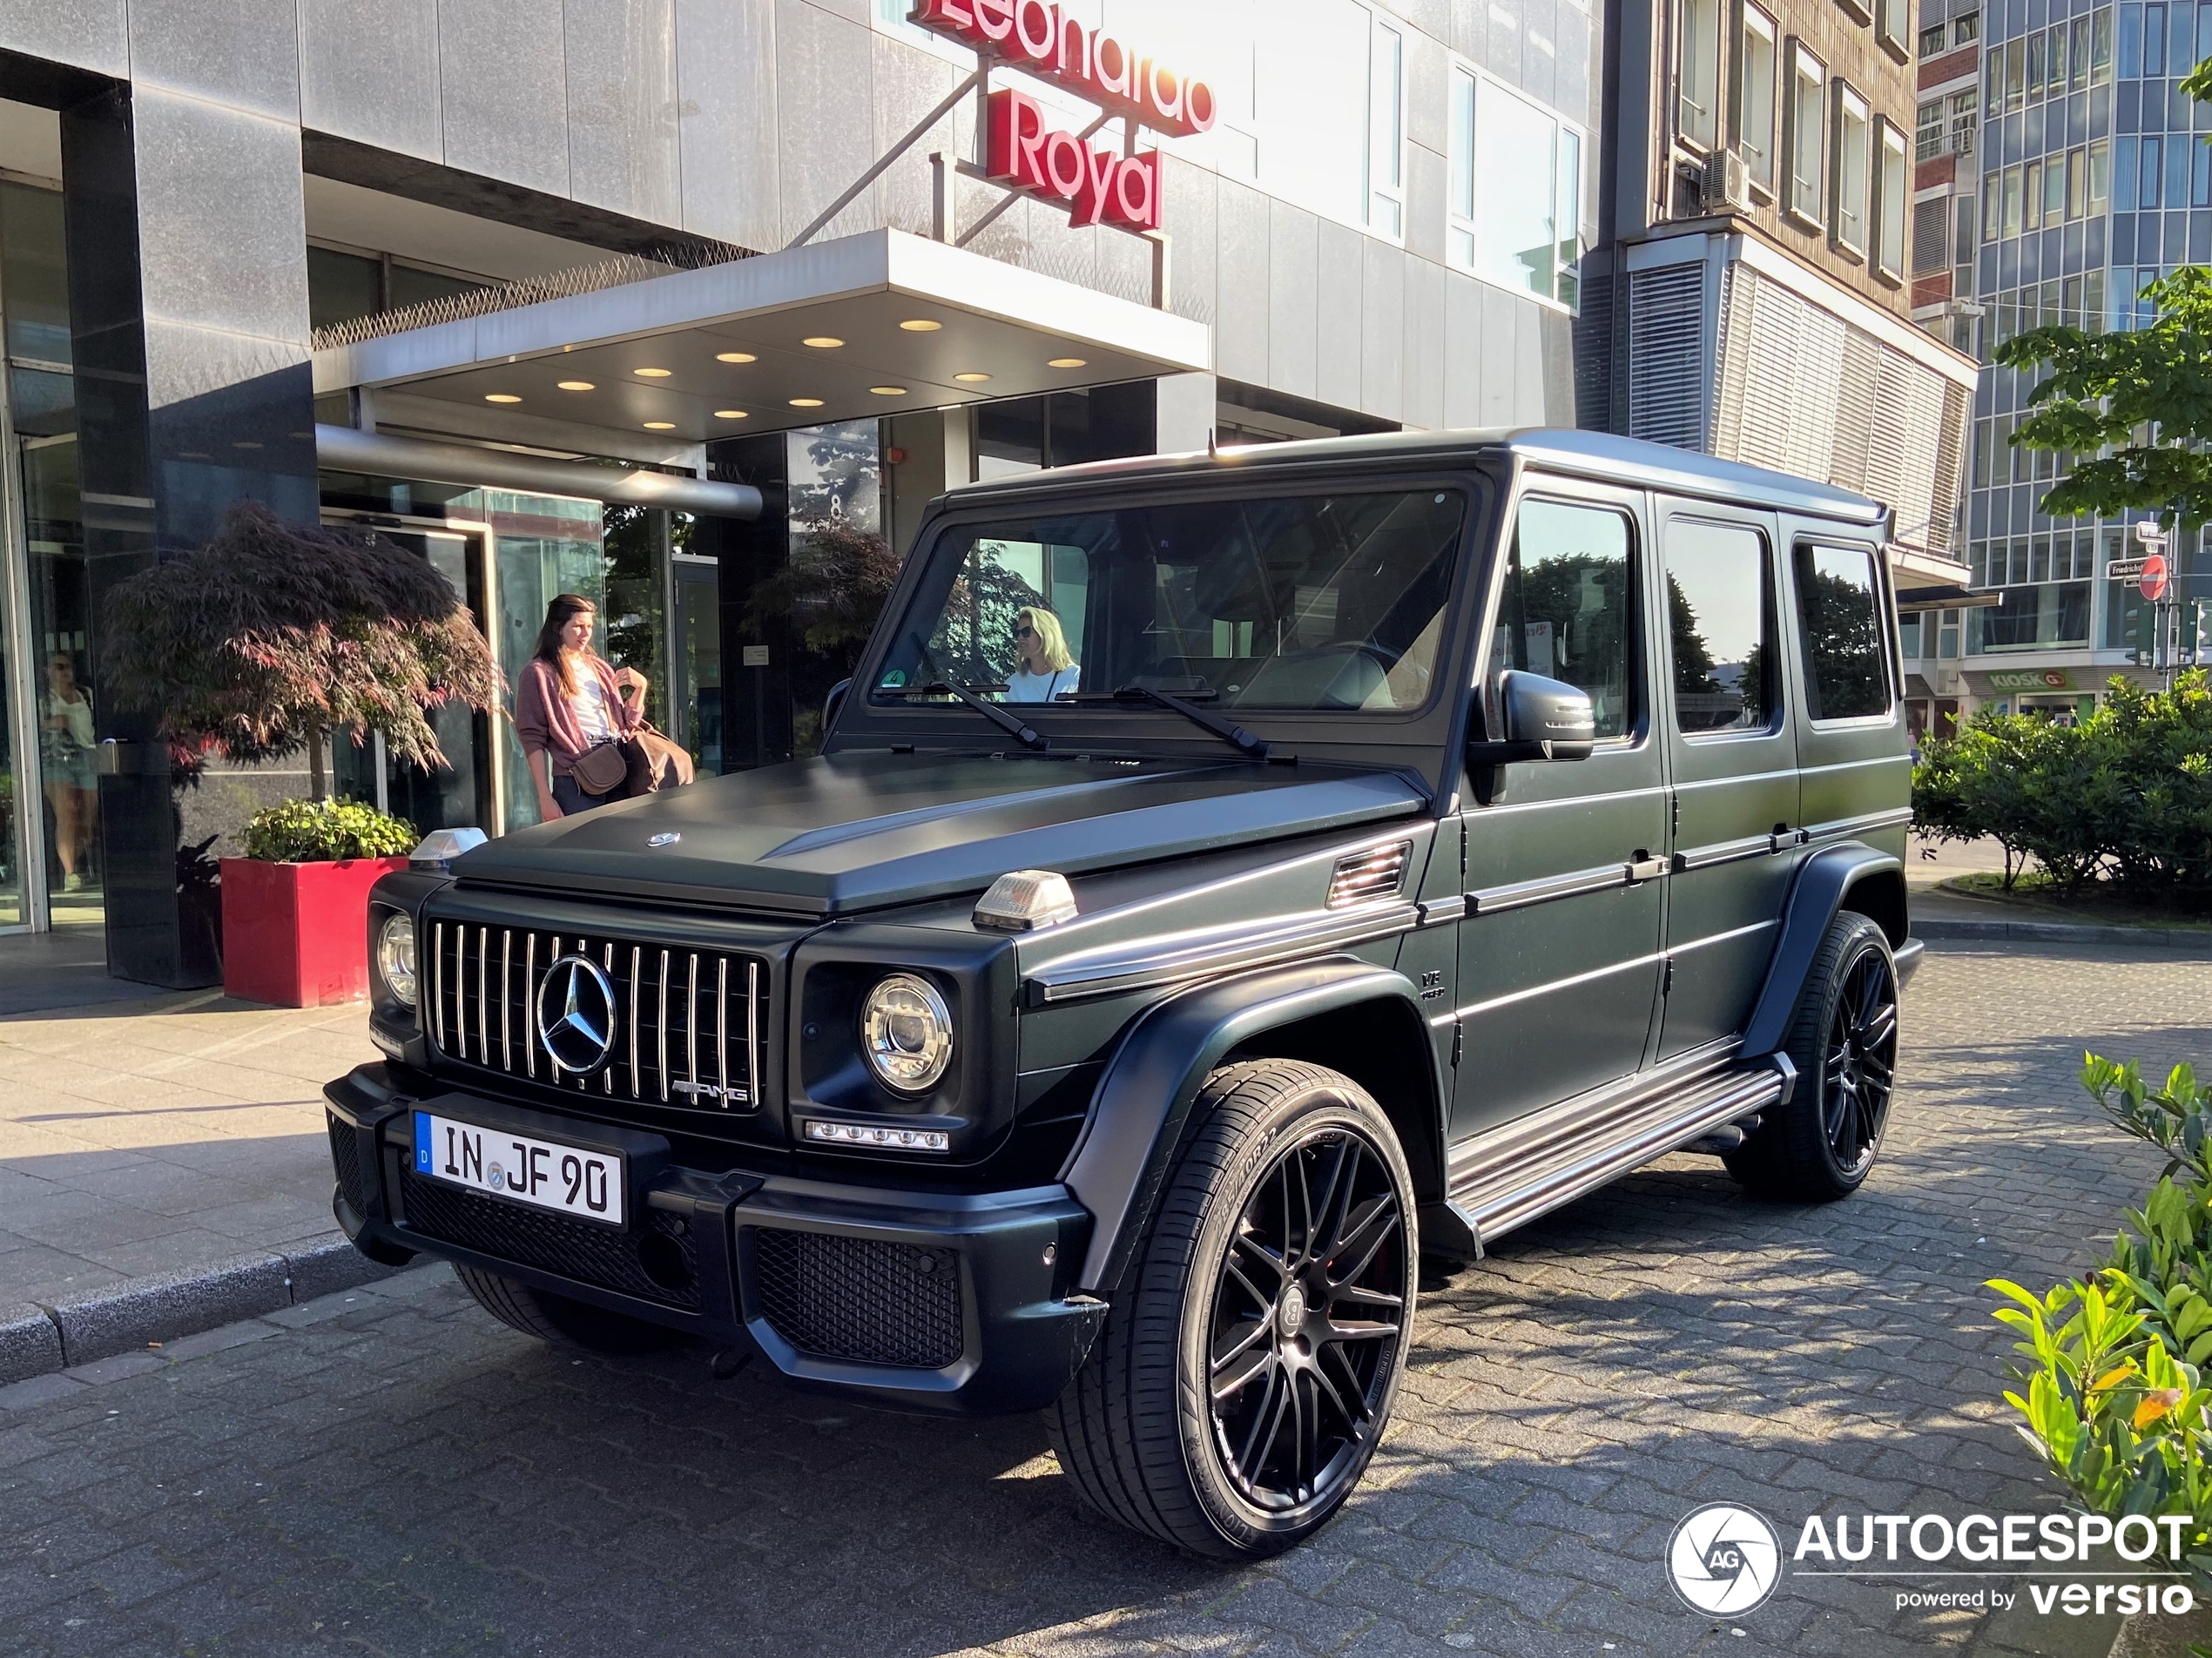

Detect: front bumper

[325,1064,1103,1415]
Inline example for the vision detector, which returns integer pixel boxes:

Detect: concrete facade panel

[871,33,958,241]
[1315,218,1365,412]
[299,0,442,161]
[0,0,128,78]
[1404,254,1447,429]
[439,0,571,196]
[1479,281,1519,422]
[1406,141,1447,266]
[1160,157,1217,332]
[1265,202,1319,402]
[1212,176,1270,387]
[1360,236,1406,421]
[1442,267,1485,428]
[563,0,683,227]
[774,0,874,246]
[133,89,308,354]
[674,0,779,249]
[129,0,300,122]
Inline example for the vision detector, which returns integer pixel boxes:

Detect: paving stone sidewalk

[0,938,2205,1658]
[0,981,367,1311]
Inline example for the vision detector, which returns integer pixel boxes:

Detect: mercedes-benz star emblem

[648,832,681,847]
[536,954,618,1074]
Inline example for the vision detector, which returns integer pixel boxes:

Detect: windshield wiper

[880,635,1050,752]
[1087,684,1275,762]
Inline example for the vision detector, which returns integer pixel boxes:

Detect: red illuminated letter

[972,0,1015,41]
[1055,10,1090,78]
[1146,61,1184,126]
[1109,151,1161,231]
[1042,128,1089,199]
[1071,144,1119,224]
[985,88,1049,190]
[1090,31,1134,100]
[908,0,978,38]
[1184,78,1217,133]
[1013,0,1055,62]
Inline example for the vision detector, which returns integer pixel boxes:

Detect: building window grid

[1786,42,1827,228]
[1445,62,1587,313]
[1739,4,1780,192]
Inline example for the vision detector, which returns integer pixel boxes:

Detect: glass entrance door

[22,431,91,929]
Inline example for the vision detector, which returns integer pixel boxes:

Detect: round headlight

[860,973,954,1094]
[374,911,418,1007]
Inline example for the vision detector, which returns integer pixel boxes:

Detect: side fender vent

[1327,840,1411,908]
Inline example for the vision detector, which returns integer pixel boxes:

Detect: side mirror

[1468,670,1597,765]
[823,677,853,736]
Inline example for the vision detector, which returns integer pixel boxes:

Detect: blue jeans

[551,773,601,817]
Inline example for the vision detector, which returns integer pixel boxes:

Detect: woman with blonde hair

[1005,605,1080,702]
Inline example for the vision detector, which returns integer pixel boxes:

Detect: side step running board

[1451,1063,1787,1247]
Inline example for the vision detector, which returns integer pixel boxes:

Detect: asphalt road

[3,939,2207,1658]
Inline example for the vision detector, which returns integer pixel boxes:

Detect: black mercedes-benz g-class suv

[327,428,1920,1559]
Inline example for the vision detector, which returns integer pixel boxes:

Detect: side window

[1792,542,1892,720]
[1492,498,1638,739]
[1665,520,1775,735]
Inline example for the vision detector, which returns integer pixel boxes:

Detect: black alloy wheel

[1821,943,1898,1177]
[1724,911,1900,1202]
[1205,1126,1406,1514]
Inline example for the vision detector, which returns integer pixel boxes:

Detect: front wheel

[1048,1060,1417,1559]
[1725,913,1899,1201]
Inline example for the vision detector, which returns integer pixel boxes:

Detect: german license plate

[413,1111,625,1226]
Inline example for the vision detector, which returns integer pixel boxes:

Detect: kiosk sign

[909,0,1217,233]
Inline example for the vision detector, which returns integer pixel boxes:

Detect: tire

[453,1263,682,1354]
[1048,1059,1418,1559]
[1725,913,1899,1202]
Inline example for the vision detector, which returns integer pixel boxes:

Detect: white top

[572,674,617,742]
[1006,664,1080,703]
[44,692,94,747]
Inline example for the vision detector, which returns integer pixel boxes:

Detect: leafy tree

[102,500,503,796]
[748,517,904,655]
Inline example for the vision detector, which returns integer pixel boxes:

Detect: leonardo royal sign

[908,0,1218,233]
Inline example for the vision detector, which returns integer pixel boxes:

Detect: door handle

[1625,854,1669,882]
[1768,826,1805,853]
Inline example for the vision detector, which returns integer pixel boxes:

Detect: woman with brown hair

[514,594,647,820]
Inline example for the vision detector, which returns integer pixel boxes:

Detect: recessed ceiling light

[642,421,676,430]
[633,367,673,378]
[1048,357,1087,368]
[713,409,749,419]
[870,386,908,396]
[484,393,523,403]
[716,351,757,363]
[899,319,943,332]
[801,336,845,348]
[556,380,595,391]
[789,398,826,408]
[954,372,992,383]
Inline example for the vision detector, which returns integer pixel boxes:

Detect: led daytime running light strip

[803,1120,949,1153]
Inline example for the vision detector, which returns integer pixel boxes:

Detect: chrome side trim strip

[1668,918,1779,957]
[1437,947,1667,1024]
[1417,894,1468,926]
[1024,900,1419,1005]
[1467,861,1629,915]
[1803,805,1914,841]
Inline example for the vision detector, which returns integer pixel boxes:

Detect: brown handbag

[570,740,629,796]
[622,724,696,795]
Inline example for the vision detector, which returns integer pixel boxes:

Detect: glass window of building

[2024,158,2045,230]
[1738,6,1779,189]
[1874,119,1909,281]
[1954,10,1979,45]
[1447,68,1584,308]
[1916,99,1945,160]
[1678,0,1722,149]
[1950,91,1976,154]
[1878,0,1911,57]
[1832,83,1871,255]
[307,246,381,333]
[1919,21,1946,55]
[1787,43,1827,226]
[1366,11,1405,236]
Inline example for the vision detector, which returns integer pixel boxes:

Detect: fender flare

[1740,843,1903,1057]
[1061,956,1442,1294]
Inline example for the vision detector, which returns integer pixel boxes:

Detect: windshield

[872,489,1468,715]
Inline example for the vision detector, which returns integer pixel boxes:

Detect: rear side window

[1664,519,1774,735]
[1492,498,1638,739]
[1792,543,1891,720]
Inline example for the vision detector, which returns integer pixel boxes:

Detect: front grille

[328,1113,370,1214]
[426,920,766,1114]
[752,1229,964,1370]
[398,1169,701,1309]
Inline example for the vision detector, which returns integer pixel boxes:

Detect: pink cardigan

[515,655,644,775]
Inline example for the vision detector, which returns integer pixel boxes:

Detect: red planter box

[220,855,410,1008]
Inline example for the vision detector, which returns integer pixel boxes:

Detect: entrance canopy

[312,227,1212,446]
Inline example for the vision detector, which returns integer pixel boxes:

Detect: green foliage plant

[1990,1055,2212,1593]
[241,798,416,864]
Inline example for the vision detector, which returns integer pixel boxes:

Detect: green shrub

[1913,670,2212,907]
[241,798,415,863]
[1991,1055,2212,1587]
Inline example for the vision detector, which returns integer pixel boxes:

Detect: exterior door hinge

[1450,1021,1462,1068]
[1670,793,1680,839]
[1662,957,1675,996]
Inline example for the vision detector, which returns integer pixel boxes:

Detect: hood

[451,751,1428,917]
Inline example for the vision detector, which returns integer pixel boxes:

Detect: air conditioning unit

[1700,147,1751,213]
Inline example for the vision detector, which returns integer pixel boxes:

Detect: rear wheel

[453,1264,682,1354]
[1726,913,1899,1201]
[1048,1060,1417,1559]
